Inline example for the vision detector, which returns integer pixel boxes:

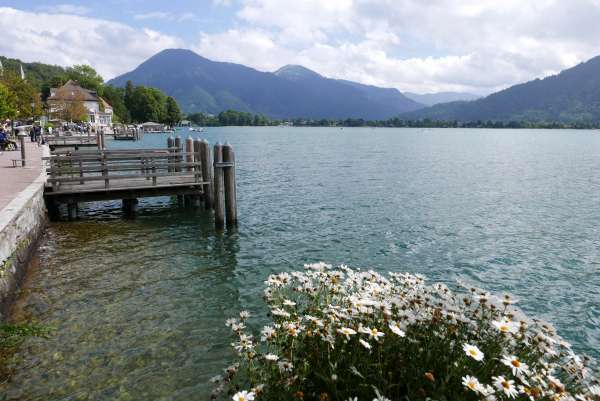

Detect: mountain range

[404,56,600,123]
[404,92,480,106]
[108,49,424,120]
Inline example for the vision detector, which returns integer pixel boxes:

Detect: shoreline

[0,145,49,319]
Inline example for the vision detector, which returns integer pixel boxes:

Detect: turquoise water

[2,127,600,400]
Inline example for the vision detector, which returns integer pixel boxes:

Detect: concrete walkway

[0,141,45,212]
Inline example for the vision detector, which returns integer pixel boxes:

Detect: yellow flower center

[502,381,510,389]
[469,350,477,356]
[511,359,521,368]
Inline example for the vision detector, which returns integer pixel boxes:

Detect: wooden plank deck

[43,148,208,203]
[42,138,238,228]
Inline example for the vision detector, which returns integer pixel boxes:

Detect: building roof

[48,80,104,103]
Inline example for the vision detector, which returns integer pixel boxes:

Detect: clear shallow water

[2,128,600,400]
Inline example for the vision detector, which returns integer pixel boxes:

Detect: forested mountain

[108,49,424,119]
[404,55,600,122]
[0,56,66,91]
[404,91,480,106]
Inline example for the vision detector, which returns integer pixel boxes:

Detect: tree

[0,82,17,120]
[1,71,42,119]
[103,85,130,123]
[66,65,104,95]
[164,96,181,126]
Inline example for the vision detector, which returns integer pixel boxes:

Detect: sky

[2,0,600,95]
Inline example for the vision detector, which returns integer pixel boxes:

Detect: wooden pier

[43,137,238,228]
[46,135,99,151]
[113,125,142,141]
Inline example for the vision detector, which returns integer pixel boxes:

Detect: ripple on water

[2,128,600,400]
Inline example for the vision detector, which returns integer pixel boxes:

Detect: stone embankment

[0,142,48,317]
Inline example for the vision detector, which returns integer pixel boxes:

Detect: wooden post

[96,132,101,150]
[193,138,202,183]
[67,201,77,220]
[213,143,225,229]
[222,142,238,227]
[100,131,106,150]
[200,139,214,209]
[174,136,182,172]
[186,136,194,172]
[102,151,109,189]
[123,198,139,215]
[79,160,84,185]
[167,136,174,172]
[19,135,26,166]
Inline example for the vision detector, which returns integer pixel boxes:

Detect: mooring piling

[200,139,214,210]
[174,136,182,173]
[213,143,226,229]
[167,136,175,172]
[222,142,237,227]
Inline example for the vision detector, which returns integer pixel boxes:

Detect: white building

[47,80,113,126]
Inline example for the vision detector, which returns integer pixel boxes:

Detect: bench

[11,159,25,167]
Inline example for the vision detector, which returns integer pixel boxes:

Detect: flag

[20,64,25,80]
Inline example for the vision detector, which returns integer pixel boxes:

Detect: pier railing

[43,137,238,228]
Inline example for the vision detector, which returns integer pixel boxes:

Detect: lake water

[2,127,600,400]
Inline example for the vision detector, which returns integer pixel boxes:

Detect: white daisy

[463,343,485,361]
[337,327,357,339]
[388,321,406,337]
[492,319,519,334]
[359,325,385,340]
[501,355,530,376]
[232,390,255,401]
[462,375,482,393]
[278,360,293,373]
[493,376,518,399]
[264,353,278,361]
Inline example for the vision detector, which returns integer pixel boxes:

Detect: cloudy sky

[1,0,600,95]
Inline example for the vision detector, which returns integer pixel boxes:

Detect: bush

[212,263,599,401]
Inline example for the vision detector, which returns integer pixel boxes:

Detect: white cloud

[195,0,600,94]
[36,3,91,15]
[5,1,600,94]
[0,7,182,80]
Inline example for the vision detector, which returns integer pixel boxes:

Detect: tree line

[182,110,600,129]
[0,56,182,126]
[186,110,276,126]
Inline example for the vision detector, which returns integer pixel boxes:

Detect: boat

[190,127,205,132]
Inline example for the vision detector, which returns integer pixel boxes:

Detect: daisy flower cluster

[211,263,599,401]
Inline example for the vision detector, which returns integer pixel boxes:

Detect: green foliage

[165,96,182,126]
[187,110,274,126]
[0,56,67,92]
[103,85,130,123]
[0,82,17,120]
[0,323,51,349]
[289,117,600,129]
[66,64,104,96]
[1,71,42,119]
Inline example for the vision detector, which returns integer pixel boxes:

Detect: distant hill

[404,55,600,122]
[0,56,66,90]
[108,49,424,119]
[404,91,480,106]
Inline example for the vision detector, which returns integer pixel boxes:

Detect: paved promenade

[0,141,45,212]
